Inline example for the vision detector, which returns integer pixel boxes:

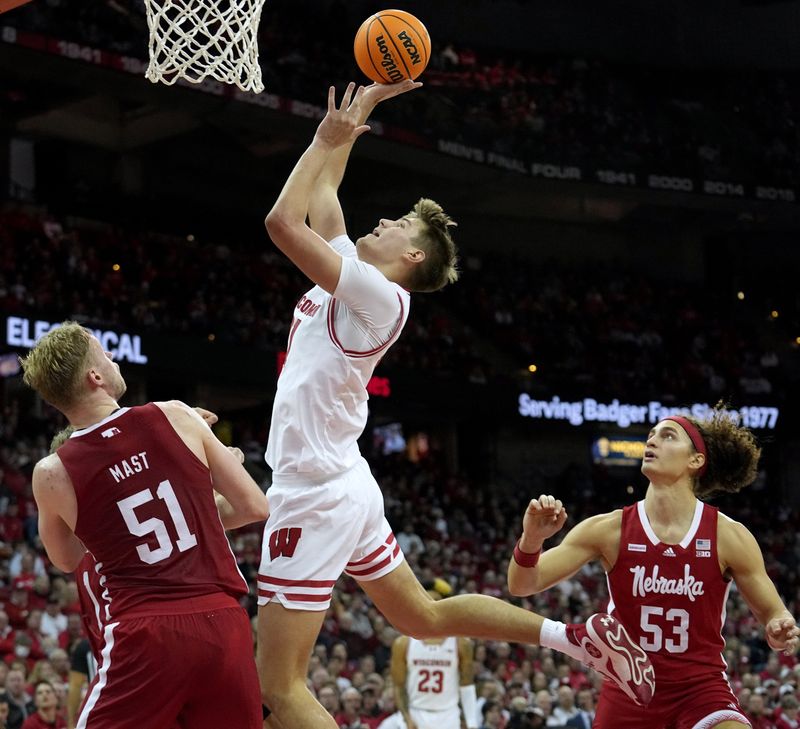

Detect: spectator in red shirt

[776,694,799,729]
[748,692,777,729]
[56,615,81,655]
[0,503,23,545]
[359,686,387,729]
[335,687,367,729]
[4,588,30,630]
[20,682,64,729]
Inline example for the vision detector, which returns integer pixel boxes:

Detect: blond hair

[406,198,459,292]
[19,322,92,410]
[49,426,75,453]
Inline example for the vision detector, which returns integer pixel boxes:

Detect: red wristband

[513,540,541,568]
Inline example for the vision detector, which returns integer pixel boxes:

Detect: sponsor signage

[592,436,645,466]
[518,394,779,430]
[5,316,148,364]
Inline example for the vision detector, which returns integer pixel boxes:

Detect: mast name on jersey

[108,452,150,483]
[630,563,705,602]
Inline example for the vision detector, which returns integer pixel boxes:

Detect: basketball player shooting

[257,81,656,729]
[508,408,799,729]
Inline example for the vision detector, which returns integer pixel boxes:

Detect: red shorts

[594,675,750,729]
[76,596,261,729]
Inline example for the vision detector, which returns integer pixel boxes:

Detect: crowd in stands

[0,395,796,727]
[8,0,799,188]
[1,205,792,401]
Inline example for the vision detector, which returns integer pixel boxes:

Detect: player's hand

[314,83,371,150]
[227,446,245,464]
[361,79,422,109]
[194,406,218,425]
[520,494,568,550]
[766,615,800,655]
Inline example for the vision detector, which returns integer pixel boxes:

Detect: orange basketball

[354,9,431,84]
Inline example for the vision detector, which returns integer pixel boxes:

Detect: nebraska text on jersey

[630,563,705,602]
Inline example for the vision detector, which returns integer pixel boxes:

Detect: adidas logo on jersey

[663,547,676,557]
[101,427,121,439]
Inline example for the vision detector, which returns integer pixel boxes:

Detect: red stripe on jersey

[347,544,387,567]
[391,543,400,559]
[258,589,330,602]
[347,553,393,577]
[327,294,405,358]
[257,575,336,588]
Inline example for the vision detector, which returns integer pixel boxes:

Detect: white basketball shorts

[257,457,404,610]
[409,706,461,729]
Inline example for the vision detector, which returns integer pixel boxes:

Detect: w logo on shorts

[269,527,303,560]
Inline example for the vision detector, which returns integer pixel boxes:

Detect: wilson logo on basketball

[268,527,303,560]
[374,35,403,83]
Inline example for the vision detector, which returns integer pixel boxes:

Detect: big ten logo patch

[269,527,303,560]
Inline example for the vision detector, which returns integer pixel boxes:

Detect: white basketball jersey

[406,637,460,711]
[266,236,410,476]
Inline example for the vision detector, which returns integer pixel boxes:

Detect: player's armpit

[266,214,344,294]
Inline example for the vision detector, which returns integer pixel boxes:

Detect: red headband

[663,416,708,477]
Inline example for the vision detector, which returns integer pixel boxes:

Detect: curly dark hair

[689,405,761,499]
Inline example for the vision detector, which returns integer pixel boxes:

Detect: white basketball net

[143,0,267,93]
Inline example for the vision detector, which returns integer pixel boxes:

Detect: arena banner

[1,24,796,206]
[591,436,645,466]
[518,394,780,430]
[4,316,148,364]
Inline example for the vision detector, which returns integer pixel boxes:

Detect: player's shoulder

[457,636,474,652]
[577,509,623,536]
[35,452,67,476]
[717,510,754,542]
[32,453,72,493]
[154,399,192,414]
[392,634,410,652]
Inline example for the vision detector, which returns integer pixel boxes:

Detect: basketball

[354,9,431,84]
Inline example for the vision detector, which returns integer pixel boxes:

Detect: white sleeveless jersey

[266,236,410,476]
[406,637,460,711]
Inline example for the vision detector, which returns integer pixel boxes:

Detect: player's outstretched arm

[507,497,616,596]
[309,80,421,242]
[32,455,86,573]
[720,516,799,655]
[266,83,370,293]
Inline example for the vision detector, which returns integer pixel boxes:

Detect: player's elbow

[507,576,537,598]
[250,493,270,522]
[265,210,293,244]
[50,551,84,574]
[236,492,269,526]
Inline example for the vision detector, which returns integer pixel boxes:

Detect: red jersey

[75,552,105,660]
[21,714,66,729]
[606,500,732,687]
[57,405,247,619]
